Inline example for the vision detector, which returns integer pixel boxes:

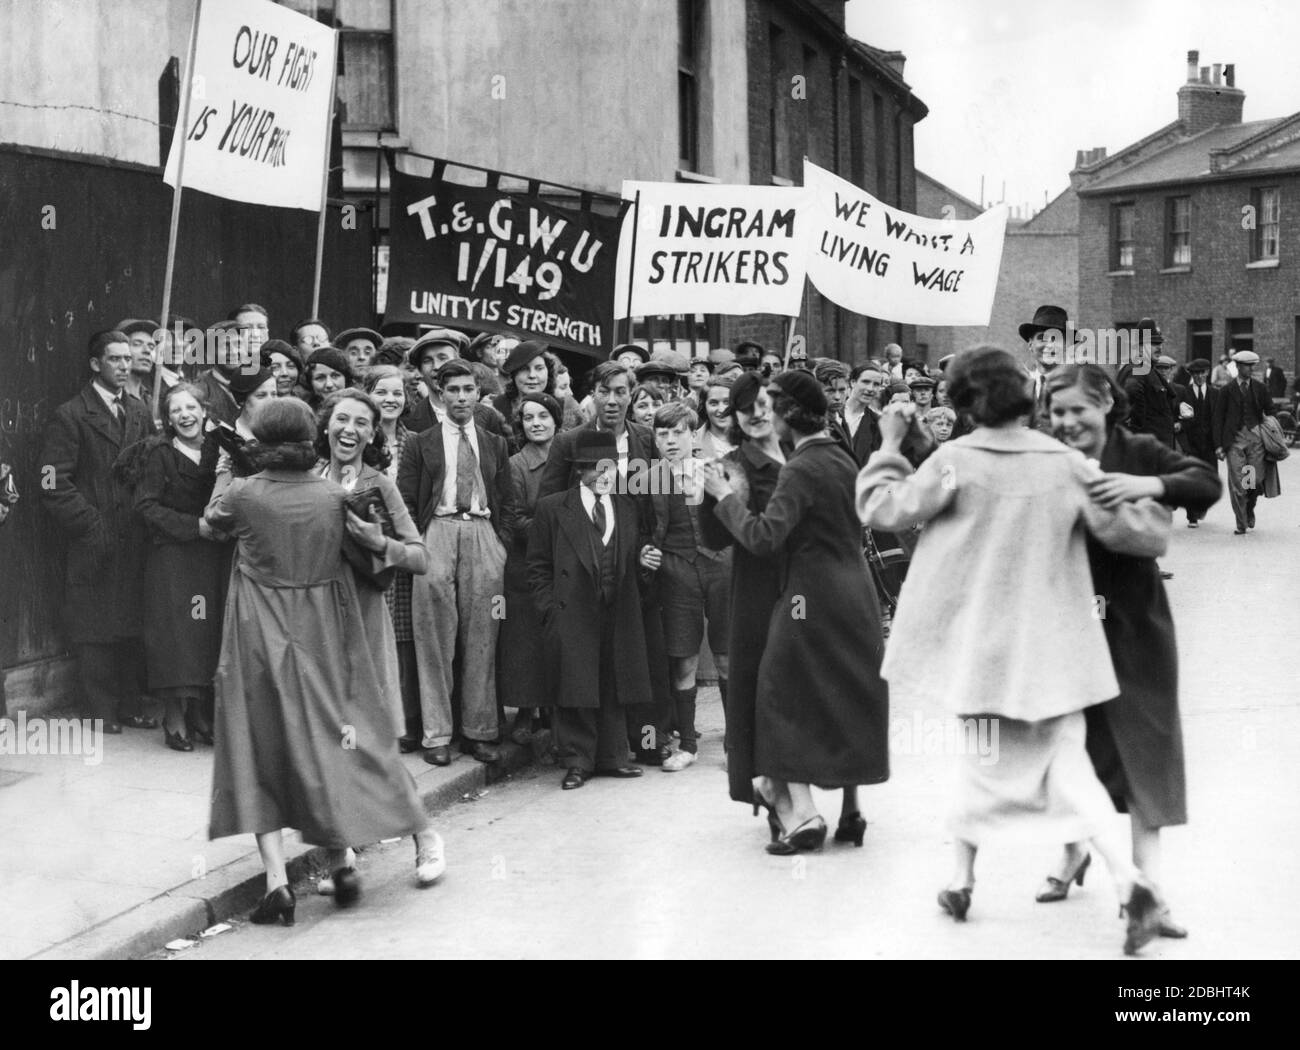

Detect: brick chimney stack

[1178,49,1244,134]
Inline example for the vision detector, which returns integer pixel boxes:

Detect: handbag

[341,486,398,589]
[1085,497,1172,559]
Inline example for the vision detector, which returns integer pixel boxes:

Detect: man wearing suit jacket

[40,331,156,732]
[1126,352,1180,449]
[538,360,673,765]
[404,327,508,439]
[838,362,884,466]
[528,429,652,788]
[1264,357,1288,401]
[1178,358,1218,527]
[398,360,516,765]
[1019,304,1073,434]
[1212,350,1277,534]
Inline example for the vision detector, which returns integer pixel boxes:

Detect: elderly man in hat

[399,359,517,764]
[41,330,156,733]
[1212,350,1277,534]
[1019,304,1073,433]
[405,327,507,438]
[528,428,654,789]
[335,326,383,383]
[1177,359,1219,527]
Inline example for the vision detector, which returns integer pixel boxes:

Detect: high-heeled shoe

[752,788,784,843]
[333,867,361,908]
[249,885,295,926]
[164,727,194,753]
[186,712,214,746]
[834,812,867,847]
[1035,852,1091,902]
[937,886,973,922]
[1120,877,1162,955]
[765,816,827,855]
[1157,906,1188,939]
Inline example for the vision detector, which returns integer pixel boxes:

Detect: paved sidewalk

[0,720,544,959]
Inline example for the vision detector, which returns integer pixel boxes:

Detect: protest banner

[614,181,813,319]
[163,0,338,212]
[385,163,626,357]
[804,159,1008,326]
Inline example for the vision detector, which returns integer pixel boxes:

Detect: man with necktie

[1019,304,1073,433]
[1212,350,1277,534]
[1178,359,1218,527]
[399,360,516,765]
[527,429,653,789]
[41,330,156,732]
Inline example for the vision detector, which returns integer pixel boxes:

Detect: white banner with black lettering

[164,0,337,211]
[804,160,1008,326]
[614,181,812,318]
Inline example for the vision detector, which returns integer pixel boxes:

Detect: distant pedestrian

[1212,350,1277,533]
[1177,359,1218,526]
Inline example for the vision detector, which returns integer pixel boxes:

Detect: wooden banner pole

[155,0,202,424]
[310,48,341,319]
[621,189,641,343]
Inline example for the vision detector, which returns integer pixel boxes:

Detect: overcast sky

[846,0,1300,213]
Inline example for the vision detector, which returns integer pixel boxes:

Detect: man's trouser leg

[455,519,506,743]
[411,520,460,747]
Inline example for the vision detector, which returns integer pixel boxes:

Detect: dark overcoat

[526,487,651,710]
[1125,371,1178,448]
[712,435,889,788]
[1211,377,1276,451]
[498,442,553,709]
[1177,380,1219,462]
[1085,426,1221,827]
[699,440,783,803]
[40,383,154,643]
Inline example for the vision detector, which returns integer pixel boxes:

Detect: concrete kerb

[28,736,542,960]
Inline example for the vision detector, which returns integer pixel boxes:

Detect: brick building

[987,187,1079,354]
[1075,51,1299,386]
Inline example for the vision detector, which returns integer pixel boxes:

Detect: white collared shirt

[579,484,614,546]
[437,416,487,515]
[92,380,124,416]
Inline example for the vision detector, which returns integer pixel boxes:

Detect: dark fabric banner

[385,167,625,356]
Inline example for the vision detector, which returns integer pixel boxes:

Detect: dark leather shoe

[423,745,452,766]
[595,765,644,779]
[120,715,159,730]
[633,747,669,767]
[333,867,361,908]
[398,735,421,754]
[460,740,500,763]
[561,768,590,790]
[164,728,194,753]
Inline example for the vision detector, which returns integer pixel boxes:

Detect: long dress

[205,468,428,848]
[1085,426,1220,827]
[498,441,553,711]
[134,438,229,694]
[711,434,889,788]
[699,440,782,803]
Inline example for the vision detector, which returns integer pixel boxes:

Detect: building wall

[1078,176,1298,372]
[0,0,192,165]
[913,172,985,364]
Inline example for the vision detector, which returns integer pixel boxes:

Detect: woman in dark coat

[698,374,783,814]
[134,383,230,751]
[702,370,890,854]
[500,393,562,743]
[1043,363,1220,935]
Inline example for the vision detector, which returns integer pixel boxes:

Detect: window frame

[1111,201,1136,271]
[1165,195,1191,267]
[1252,186,1280,261]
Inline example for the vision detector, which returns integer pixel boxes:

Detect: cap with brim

[410,327,469,368]
[335,327,383,349]
[1232,350,1260,366]
[708,348,736,367]
[1187,358,1212,374]
[502,339,548,376]
[771,369,829,414]
[117,318,159,337]
[715,362,743,378]
[610,343,650,364]
[907,376,937,389]
[1156,355,1177,368]
[636,362,680,383]
[1136,318,1165,346]
[572,429,618,465]
[886,382,912,398]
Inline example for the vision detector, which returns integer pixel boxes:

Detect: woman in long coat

[697,374,783,815]
[702,370,889,855]
[134,383,229,750]
[499,393,562,742]
[206,398,443,926]
[1043,363,1220,936]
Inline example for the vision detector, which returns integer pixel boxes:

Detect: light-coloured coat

[856,426,1121,720]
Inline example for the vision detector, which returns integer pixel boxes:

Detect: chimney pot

[1200,66,1210,84]
[1213,63,1222,85]
[1075,149,1085,169]
[1187,50,1199,81]
[1225,63,1235,87]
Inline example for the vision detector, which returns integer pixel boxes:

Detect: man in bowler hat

[528,430,653,789]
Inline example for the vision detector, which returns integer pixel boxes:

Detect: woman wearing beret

[493,341,583,451]
[856,346,1166,955]
[1042,364,1219,938]
[702,370,889,855]
[206,397,443,925]
[499,392,562,743]
[261,339,305,399]
[301,346,355,411]
[133,383,229,751]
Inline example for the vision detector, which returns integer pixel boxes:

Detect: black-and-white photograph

[0,0,1294,992]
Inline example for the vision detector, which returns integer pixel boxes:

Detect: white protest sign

[614,181,812,318]
[804,160,1008,326]
[164,0,337,211]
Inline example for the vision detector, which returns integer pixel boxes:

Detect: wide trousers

[410,516,506,747]
[1225,426,1264,530]
[554,608,627,772]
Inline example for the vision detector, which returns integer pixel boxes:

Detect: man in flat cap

[335,326,383,383]
[1177,359,1219,527]
[1213,350,1277,534]
[116,318,179,406]
[406,327,507,438]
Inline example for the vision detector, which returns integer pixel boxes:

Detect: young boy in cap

[527,429,654,788]
[643,402,730,770]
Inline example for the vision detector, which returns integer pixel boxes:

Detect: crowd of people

[38,296,1263,954]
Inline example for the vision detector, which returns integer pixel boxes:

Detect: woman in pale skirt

[856,345,1165,955]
